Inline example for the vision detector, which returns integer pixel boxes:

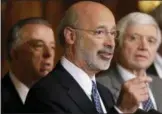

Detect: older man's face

[73,8,116,72]
[119,24,159,70]
[12,24,55,78]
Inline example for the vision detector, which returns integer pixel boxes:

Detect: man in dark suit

[2,17,55,113]
[147,4,162,79]
[97,12,162,113]
[25,1,160,114]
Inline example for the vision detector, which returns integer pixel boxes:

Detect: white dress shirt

[61,57,107,113]
[9,72,29,104]
[154,53,162,79]
[117,64,157,110]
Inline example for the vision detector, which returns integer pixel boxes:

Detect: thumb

[133,70,146,77]
[133,70,152,83]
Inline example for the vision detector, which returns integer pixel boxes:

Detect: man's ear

[64,27,76,45]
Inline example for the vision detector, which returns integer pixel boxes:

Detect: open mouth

[98,52,113,60]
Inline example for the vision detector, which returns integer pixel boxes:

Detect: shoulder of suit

[148,74,161,80]
[97,66,117,79]
[97,82,112,94]
[148,74,162,85]
[31,69,59,90]
[1,73,12,87]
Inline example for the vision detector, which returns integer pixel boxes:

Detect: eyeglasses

[71,27,119,39]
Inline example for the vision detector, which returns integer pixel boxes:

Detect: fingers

[132,84,149,99]
[137,92,149,102]
[136,82,148,89]
[141,76,152,83]
[133,70,152,82]
[133,70,146,77]
[131,75,152,84]
[120,75,151,103]
[117,71,152,113]
[127,82,149,98]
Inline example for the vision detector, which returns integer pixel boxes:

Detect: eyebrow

[29,39,55,45]
[96,25,116,30]
[132,33,156,37]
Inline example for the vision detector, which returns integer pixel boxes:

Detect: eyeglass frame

[69,26,120,39]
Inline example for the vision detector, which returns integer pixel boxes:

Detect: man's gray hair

[7,17,52,61]
[56,7,79,47]
[116,12,162,48]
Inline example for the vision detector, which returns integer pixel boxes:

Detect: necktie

[91,81,104,113]
[142,97,154,111]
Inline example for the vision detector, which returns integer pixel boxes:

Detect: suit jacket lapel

[55,62,97,113]
[147,64,158,76]
[68,84,97,113]
[109,66,124,102]
[110,67,123,90]
[149,76,162,112]
[2,73,23,104]
[2,73,24,112]
[97,82,115,112]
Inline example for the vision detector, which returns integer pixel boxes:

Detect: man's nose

[43,46,54,58]
[104,36,115,49]
[138,37,148,50]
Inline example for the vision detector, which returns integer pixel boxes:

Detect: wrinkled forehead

[20,24,55,41]
[12,24,55,49]
[20,24,53,34]
[125,24,157,36]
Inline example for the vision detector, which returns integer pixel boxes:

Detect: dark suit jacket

[25,62,117,113]
[25,62,157,114]
[147,64,158,77]
[1,73,24,113]
[97,65,162,113]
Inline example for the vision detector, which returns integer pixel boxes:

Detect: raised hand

[116,70,152,113]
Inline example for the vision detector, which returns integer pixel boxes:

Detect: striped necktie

[142,97,154,111]
[91,81,104,113]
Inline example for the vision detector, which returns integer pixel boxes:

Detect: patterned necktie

[142,97,154,111]
[91,81,104,113]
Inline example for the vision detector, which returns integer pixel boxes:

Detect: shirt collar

[117,64,136,81]
[61,56,96,96]
[154,53,162,67]
[9,71,29,104]
[154,53,162,78]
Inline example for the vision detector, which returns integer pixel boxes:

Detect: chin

[133,64,148,70]
[39,71,50,77]
[98,64,110,71]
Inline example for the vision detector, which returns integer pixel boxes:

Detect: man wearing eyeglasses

[97,12,162,113]
[25,1,161,114]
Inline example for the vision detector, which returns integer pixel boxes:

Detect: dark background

[1,0,140,77]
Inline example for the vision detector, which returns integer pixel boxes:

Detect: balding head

[57,1,115,46]
[72,1,113,21]
[57,1,116,75]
